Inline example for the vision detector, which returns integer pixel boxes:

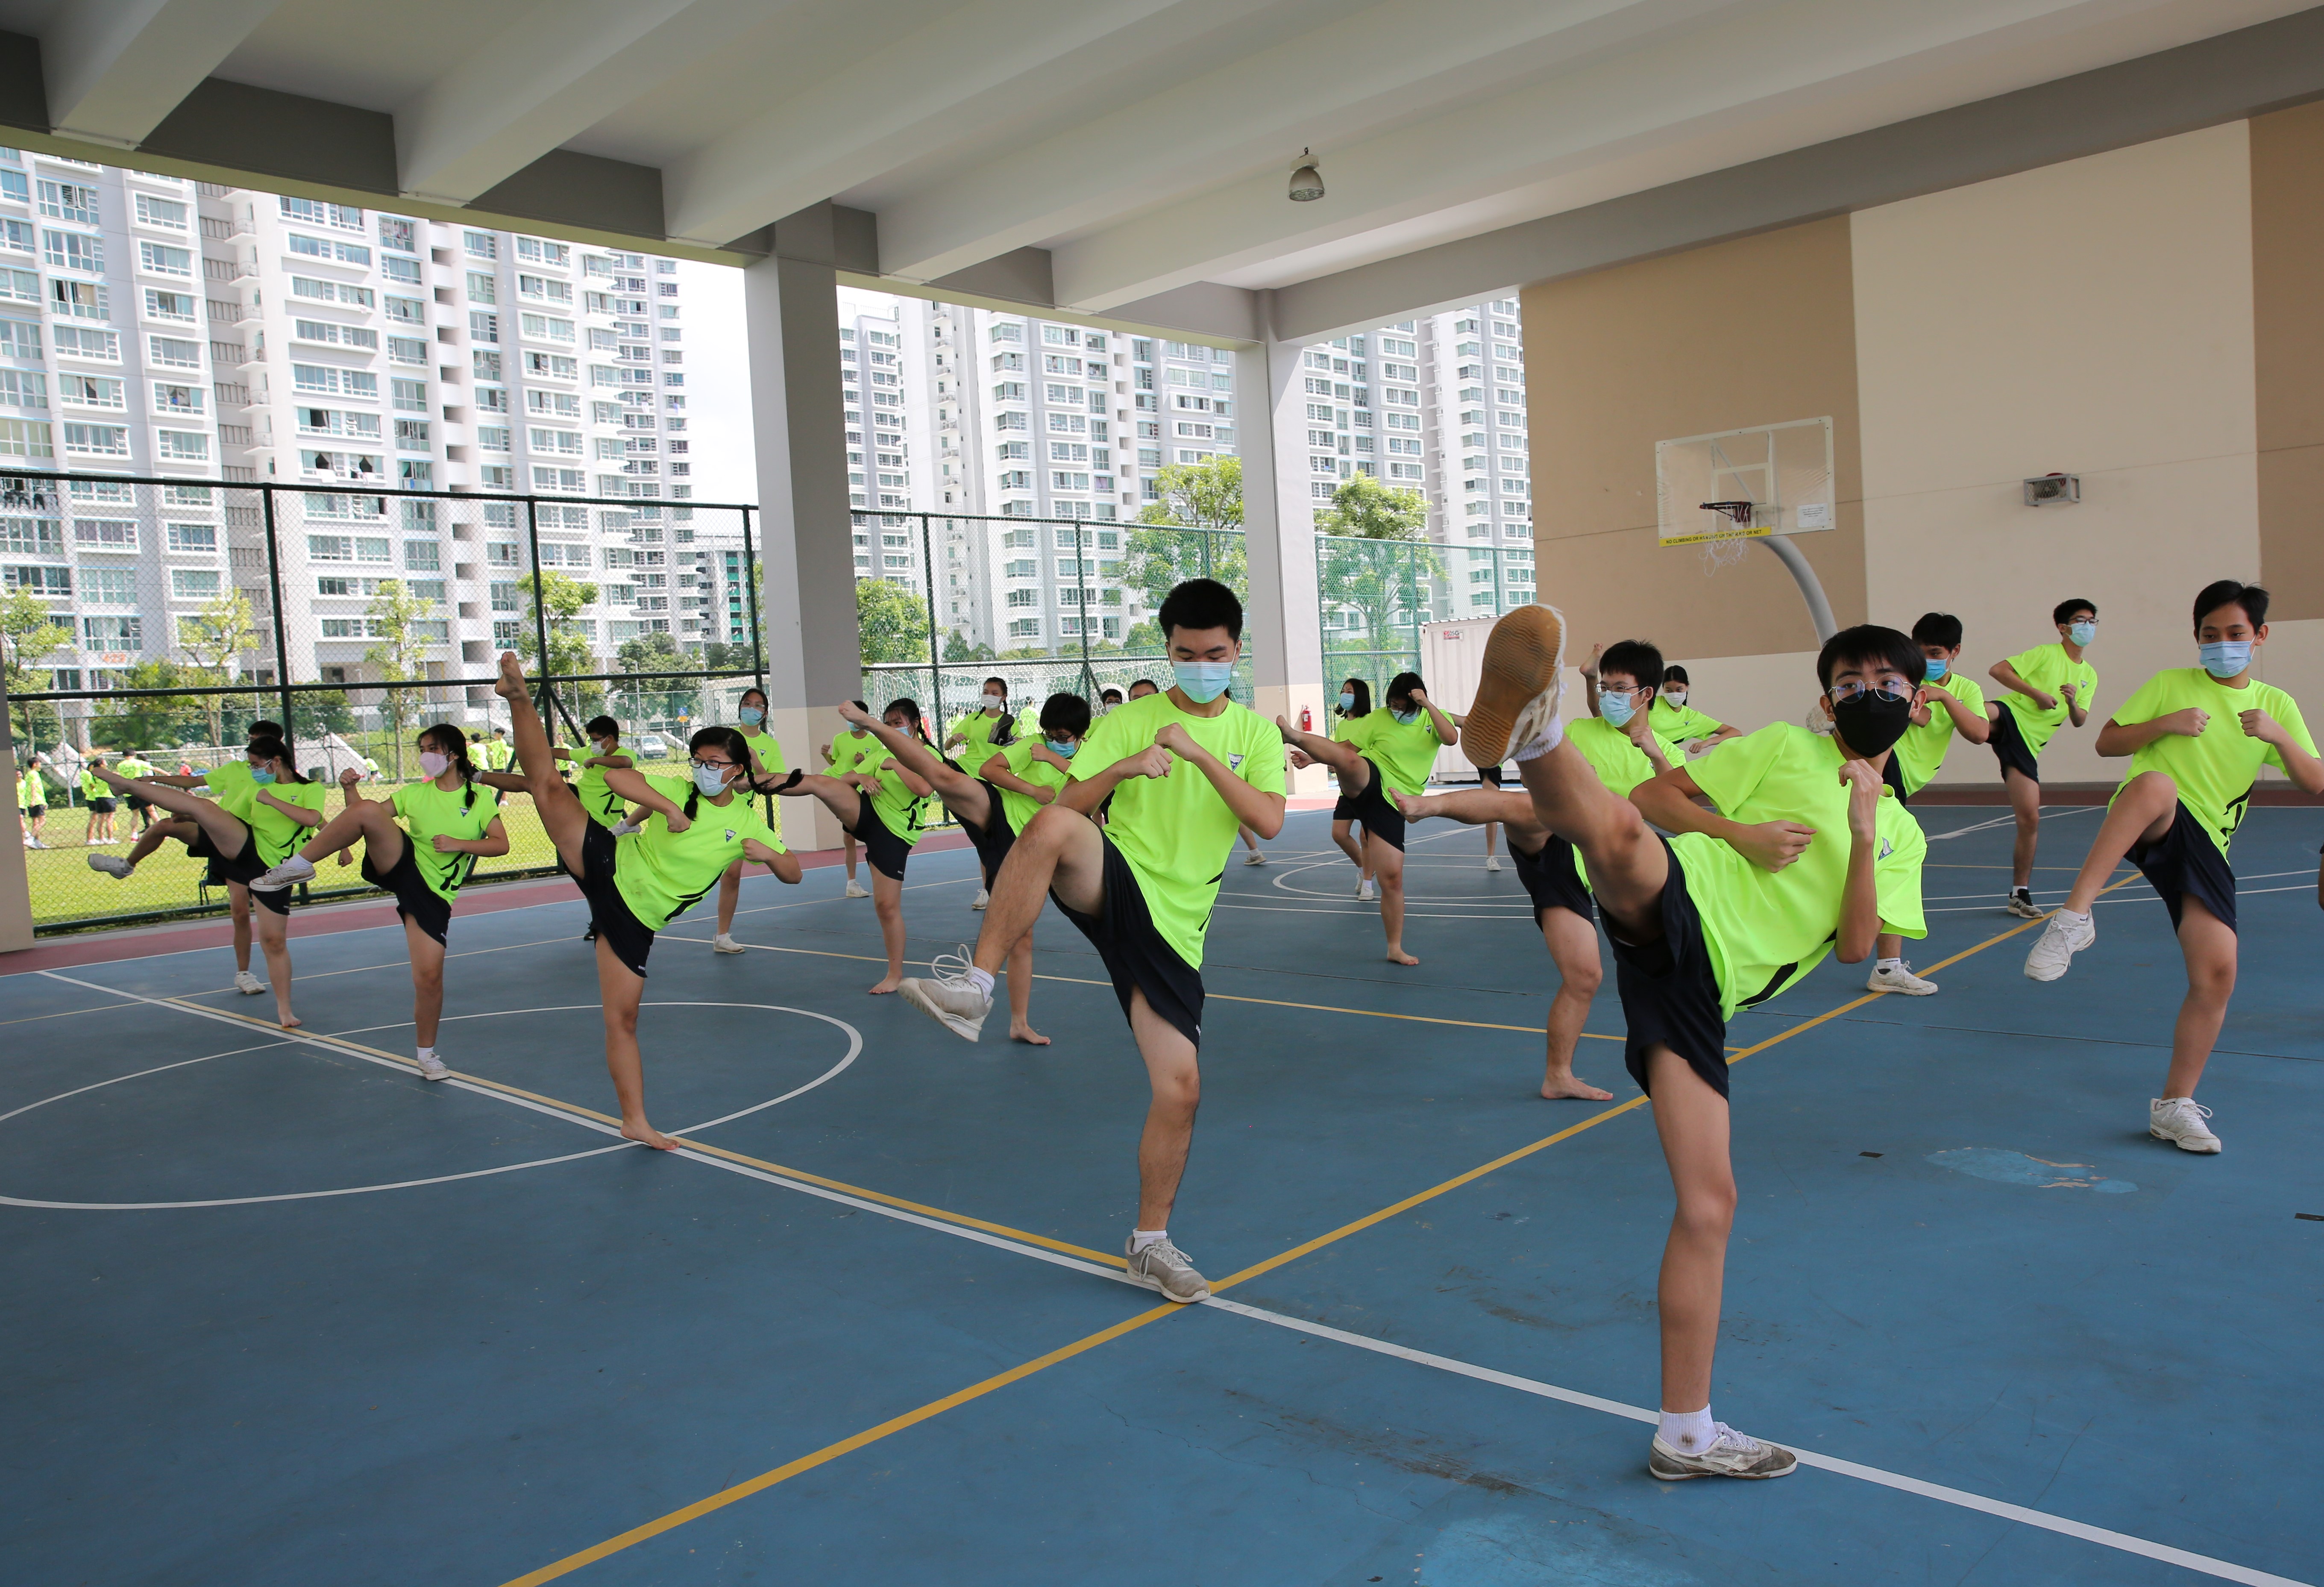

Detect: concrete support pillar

[0,682,35,951]
[743,205,860,851]
[1238,338,1331,793]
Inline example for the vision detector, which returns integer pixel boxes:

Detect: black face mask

[1831,691,1913,758]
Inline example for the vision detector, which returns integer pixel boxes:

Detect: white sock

[2057,907,2090,923]
[1876,957,1901,973]
[1130,1228,1168,1253]
[1658,1406,1714,1452]
[1511,716,1566,761]
[416,1046,436,1062]
[964,966,995,998]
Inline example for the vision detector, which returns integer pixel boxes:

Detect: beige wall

[1852,122,2259,785]
[2253,100,2324,622]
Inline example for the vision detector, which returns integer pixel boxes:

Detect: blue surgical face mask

[1172,659,1233,704]
[1390,707,1419,725]
[1046,737,1078,759]
[1924,656,1948,682]
[248,766,276,785]
[2198,640,2251,679]
[2068,620,2096,647]
[737,706,763,726]
[691,761,730,795]
[1598,688,1637,727]
[1338,691,1356,711]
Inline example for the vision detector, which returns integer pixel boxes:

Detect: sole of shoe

[1462,605,1565,768]
[898,979,986,1043]
[1647,1453,1797,1481]
[1127,1270,1210,1304]
[2151,1127,2221,1154]
[712,942,745,954]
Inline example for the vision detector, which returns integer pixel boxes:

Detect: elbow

[1835,935,1874,965]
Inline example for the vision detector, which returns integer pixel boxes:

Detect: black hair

[1039,692,1093,740]
[1816,624,1923,691]
[982,676,1007,694]
[1661,665,1690,688]
[884,697,933,745]
[2053,598,2097,625]
[245,735,308,783]
[584,714,619,738]
[1128,678,1159,697]
[2193,579,2268,631]
[418,722,480,810]
[684,725,752,819]
[1338,677,1372,717]
[848,699,869,714]
[1911,612,1964,649]
[1597,639,1665,694]
[1100,687,1123,703]
[1157,577,1243,643]
[1385,671,1424,709]
[738,687,768,710]
[247,719,284,741]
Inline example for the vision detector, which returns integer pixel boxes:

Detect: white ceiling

[0,0,2308,313]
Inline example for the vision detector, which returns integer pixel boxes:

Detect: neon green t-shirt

[573,754,627,828]
[986,737,1071,835]
[79,768,104,799]
[244,777,328,867]
[478,737,513,771]
[388,779,504,902]
[856,747,929,849]
[115,755,152,780]
[17,769,43,809]
[612,773,785,932]
[1330,711,1375,748]
[201,759,258,820]
[2110,668,2315,860]
[1361,710,1450,796]
[736,726,786,777]
[1071,691,1287,970]
[1650,697,1725,745]
[1672,723,1926,1017]
[949,710,1003,758]
[1892,671,1987,795]
[1996,643,2096,755]
[828,728,878,777]
[1567,716,1663,799]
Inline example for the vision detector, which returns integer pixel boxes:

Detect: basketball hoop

[1699,501,1757,524]
[1696,502,1757,570]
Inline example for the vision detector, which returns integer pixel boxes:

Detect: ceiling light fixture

[1288,148,1324,203]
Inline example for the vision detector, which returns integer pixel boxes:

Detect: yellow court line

[502,887,2106,1584]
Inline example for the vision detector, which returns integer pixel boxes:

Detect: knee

[1153,1068,1200,1113]
[605,1004,639,1036]
[2189,957,2236,1003]
[1022,803,1083,848]
[1673,1178,1737,1237]
[1563,960,1603,998]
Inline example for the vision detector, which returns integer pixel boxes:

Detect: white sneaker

[416,1052,449,1082]
[2005,888,2044,919]
[897,946,992,1042]
[2150,1096,2221,1153]
[232,970,266,996]
[971,887,989,911]
[1358,879,1377,902]
[1647,1424,1798,1481]
[1866,961,1937,996]
[610,819,643,837]
[1485,855,1503,873]
[712,932,745,954]
[249,854,317,893]
[1243,850,1267,866]
[25,837,46,849]
[1124,1234,1210,1303]
[1353,875,1367,898]
[86,853,133,879]
[843,879,870,899]
[2022,909,2094,982]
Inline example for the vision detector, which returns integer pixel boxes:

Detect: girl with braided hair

[776,698,936,994]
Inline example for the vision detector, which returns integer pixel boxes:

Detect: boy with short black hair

[2023,580,2321,1152]
[1988,600,2098,916]
[1463,604,1928,1482]
[1863,612,1992,995]
[898,579,1286,1303]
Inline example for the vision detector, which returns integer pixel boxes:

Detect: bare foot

[493,650,527,700]
[620,1118,678,1151]
[869,975,903,994]
[1386,948,1420,966]
[277,1011,302,1029]
[1009,1022,1051,1045]
[1394,791,1429,821]
[1541,1073,1614,1102]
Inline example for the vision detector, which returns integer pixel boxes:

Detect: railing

[1313,532,1536,700]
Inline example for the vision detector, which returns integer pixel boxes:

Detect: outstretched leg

[493,655,589,873]
[88,764,250,858]
[1512,739,1669,937]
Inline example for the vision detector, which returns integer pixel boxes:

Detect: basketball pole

[1753,534,1837,644]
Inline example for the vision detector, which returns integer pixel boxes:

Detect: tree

[942,630,989,664]
[1126,456,1247,640]
[615,630,698,727]
[292,689,355,739]
[362,579,437,779]
[1317,471,1429,541]
[856,577,931,665]
[176,588,259,750]
[518,569,604,727]
[0,588,72,747]
[86,660,204,753]
[700,639,754,673]
[1315,474,1439,666]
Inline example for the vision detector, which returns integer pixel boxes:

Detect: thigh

[1366,831,1404,882]
[403,916,446,979]
[2175,893,2237,976]
[364,813,408,875]
[1018,805,1107,915]
[1646,1045,1731,1196]
[593,933,647,1020]
[2004,768,2040,816]
[253,902,290,946]
[1540,906,1601,980]
[942,779,996,834]
[227,880,252,918]
[529,772,590,861]
[1127,985,1199,1094]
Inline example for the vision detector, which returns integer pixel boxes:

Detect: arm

[1932,688,1989,743]
[1989,659,2056,711]
[1833,761,1885,964]
[2243,710,2324,796]
[1626,719,1676,775]
[2092,708,2207,759]
[1058,745,1172,816]
[435,814,511,858]
[603,766,688,829]
[1153,722,1288,838]
[473,770,531,793]
[1411,686,1458,747]
[254,786,327,829]
[978,750,1056,807]
[143,773,209,789]
[1630,764,1816,872]
[2061,679,2090,728]
[1705,723,1742,744]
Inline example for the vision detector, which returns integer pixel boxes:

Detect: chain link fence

[1315,531,1536,699]
[4,470,762,932]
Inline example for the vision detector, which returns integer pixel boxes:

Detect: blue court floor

[3,802,2319,1586]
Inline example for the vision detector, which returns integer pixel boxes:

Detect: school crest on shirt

[1227,752,1244,770]
[724,829,736,842]
[1878,836,1894,860]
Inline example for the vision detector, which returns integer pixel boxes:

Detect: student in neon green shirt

[488,652,801,1148]
[112,753,156,831]
[476,727,514,771]
[1400,638,1679,1105]
[1461,604,1929,1483]
[1987,598,2099,915]
[77,756,118,844]
[16,754,49,848]
[1326,677,1378,897]
[86,733,328,1029]
[2024,580,2323,1154]
[1277,668,1457,965]
[777,699,938,995]
[1643,663,1742,759]
[251,724,511,1080]
[711,686,789,954]
[897,579,1287,1306]
[817,700,880,901]
[942,676,1009,761]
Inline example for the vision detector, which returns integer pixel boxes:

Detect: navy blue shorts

[1055,834,1205,1051]
[1987,705,2040,783]
[2128,799,2237,934]
[1510,833,1593,925]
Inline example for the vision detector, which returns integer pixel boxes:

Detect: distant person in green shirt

[1987,597,2099,916]
[1462,604,1929,1484]
[1398,638,1680,1104]
[113,752,156,829]
[817,700,878,900]
[17,753,49,848]
[492,652,800,1149]
[711,686,788,954]
[1278,669,1458,965]
[87,734,328,1029]
[777,698,938,994]
[2025,580,2323,1155]
[78,756,118,844]
[252,724,511,1081]
[1325,678,1378,897]
[943,676,1009,762]
[898,579,1288,1305]
[472,727,512,771]
[1644,664,1742,758]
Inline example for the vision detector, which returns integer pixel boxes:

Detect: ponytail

[246,735,307,783]
[886,697,932,747]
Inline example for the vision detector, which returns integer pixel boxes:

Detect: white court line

[25,977,2312,1583]
[1925,805,2104,842]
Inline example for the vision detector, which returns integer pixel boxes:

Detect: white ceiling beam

[40,0,285,148]
[393,0,781,205]
[659,0,1203,249]
[1043,0,2236,310]
[866,0,1748,284]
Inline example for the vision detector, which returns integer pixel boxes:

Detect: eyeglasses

[689,758,736,773]
[1826,681,1915,704]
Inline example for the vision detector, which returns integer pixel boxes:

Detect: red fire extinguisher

[1298,705,1312,732]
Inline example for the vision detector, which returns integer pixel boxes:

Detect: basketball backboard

[1656,417,1834,546]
